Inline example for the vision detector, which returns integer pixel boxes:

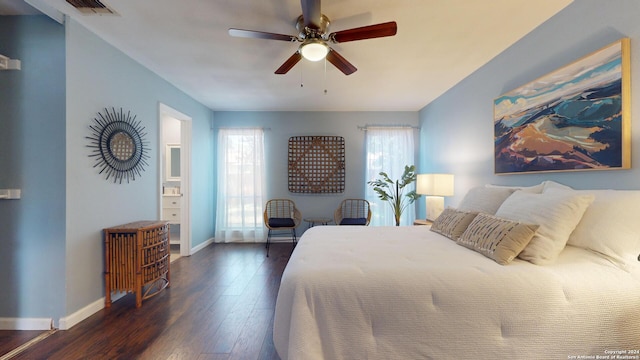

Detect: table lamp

[416,174,454,221]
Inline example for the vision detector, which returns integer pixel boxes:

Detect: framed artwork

[288,136,345,193]
[494,38,630,174]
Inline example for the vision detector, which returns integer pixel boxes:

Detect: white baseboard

[56,238,216,329]
[57,292,126,330]
[0,317,53,330]
[3,238,216,332]
[191,237,214,254]
[57,238,214,329]
[57,298,101,330]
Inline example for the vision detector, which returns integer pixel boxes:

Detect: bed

[273,182,640,359]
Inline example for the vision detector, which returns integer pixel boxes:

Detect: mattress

[273,225,640,360]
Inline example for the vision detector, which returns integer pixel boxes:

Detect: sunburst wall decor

[87,107,150,184]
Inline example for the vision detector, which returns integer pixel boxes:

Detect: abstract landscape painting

[494,38,630,174]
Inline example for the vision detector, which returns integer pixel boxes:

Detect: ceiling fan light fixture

[300,40,329,61]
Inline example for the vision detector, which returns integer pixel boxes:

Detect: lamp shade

[300,40,329,62]
[416,174,454,196]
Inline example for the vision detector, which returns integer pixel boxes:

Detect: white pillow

[495,189,594,265]
[541,180,573,192]
[485,182,544,193]
[458,186,515,215]
[564,189,640,271]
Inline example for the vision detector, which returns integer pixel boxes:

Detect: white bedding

[273,226,640,360]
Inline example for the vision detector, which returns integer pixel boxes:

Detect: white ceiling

[0,0,38,14]
[4,0,573,111]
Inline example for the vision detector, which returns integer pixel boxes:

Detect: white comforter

[273,226,640,360]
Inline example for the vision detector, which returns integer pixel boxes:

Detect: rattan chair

[334,199,371,226]
[264,199,302,257]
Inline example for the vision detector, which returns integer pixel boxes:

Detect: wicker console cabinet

[103,221,170,308]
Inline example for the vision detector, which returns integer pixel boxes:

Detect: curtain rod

[358,124,420,131]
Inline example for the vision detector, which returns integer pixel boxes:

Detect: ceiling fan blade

[301,0,322,29]
[330,21,397,43]
[326,48,357,75]
[229,28,296,42]
[275,52,303,74]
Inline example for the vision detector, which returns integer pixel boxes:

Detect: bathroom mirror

[166,144,180,181]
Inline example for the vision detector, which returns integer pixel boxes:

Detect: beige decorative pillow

[430,208,478,240]
[457,213,539,265]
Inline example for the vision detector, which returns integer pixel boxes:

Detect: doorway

[159,103,192,257]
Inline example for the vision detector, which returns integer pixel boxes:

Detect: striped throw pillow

[457,213,539,265]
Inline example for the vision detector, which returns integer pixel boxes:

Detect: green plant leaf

[367,164,421,225]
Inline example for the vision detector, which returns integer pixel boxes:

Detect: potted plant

[367,165,420,226]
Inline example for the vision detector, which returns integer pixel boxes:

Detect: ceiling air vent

[65,0,117,15]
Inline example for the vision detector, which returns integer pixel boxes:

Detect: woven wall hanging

[87,107,150,184]
[288,136,345,193]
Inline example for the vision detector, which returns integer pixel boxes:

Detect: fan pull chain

[323,58,328,95]
[300,66,304,88]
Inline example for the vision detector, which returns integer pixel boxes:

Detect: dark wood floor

[0,242,293,360]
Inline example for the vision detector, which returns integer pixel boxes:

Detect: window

[215,128,266,242]
[365,127,416,226]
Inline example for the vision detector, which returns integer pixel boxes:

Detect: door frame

[159,103,192,256]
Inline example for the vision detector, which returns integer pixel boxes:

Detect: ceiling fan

[228,0,397,76]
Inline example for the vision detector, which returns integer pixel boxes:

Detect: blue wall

[419,0,640,214]
[214,111,419,233]
[0,16,66,324]
[5,0,638,328]
[64,18,215,322]
[0,15,215,328]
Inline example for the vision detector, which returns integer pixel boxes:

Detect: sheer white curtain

[365,127,416,226]
[215,128,266,242]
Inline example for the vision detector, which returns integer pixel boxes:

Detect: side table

[104,220,170,308]
[304,217,333,228]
